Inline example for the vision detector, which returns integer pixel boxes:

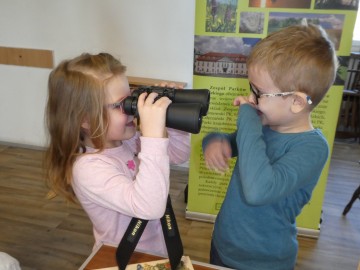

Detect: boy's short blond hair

[247,24,338,107]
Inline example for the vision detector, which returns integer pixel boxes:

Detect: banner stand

[187,0,359,239]
[185,211,216,223]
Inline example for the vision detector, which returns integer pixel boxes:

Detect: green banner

[187,0,358,236]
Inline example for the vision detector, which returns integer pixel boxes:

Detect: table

[79,243,231,270]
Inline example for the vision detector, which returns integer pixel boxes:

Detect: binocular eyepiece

[123,86,210,134]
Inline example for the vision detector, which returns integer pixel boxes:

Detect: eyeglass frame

[106,88,137,113]
[249,83,312,105]
[106,96,128,114]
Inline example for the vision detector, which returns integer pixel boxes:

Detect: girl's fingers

[137,92,148,107]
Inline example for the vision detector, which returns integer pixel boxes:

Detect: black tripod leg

[343,185,360,216]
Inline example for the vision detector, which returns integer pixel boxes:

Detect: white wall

[0,0,195,147]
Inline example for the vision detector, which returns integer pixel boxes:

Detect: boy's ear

[291,94,308,113]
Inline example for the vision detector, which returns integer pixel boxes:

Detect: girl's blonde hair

[247,23,338,107]
[44,53,126,202]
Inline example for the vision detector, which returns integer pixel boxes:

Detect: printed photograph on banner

[206,0,237,33]
[268,12,345,50]
[315,0,359,10]
[239,11,265,34]
[335,55,350,85]
[249,0,311,9]
[193,36,260,78]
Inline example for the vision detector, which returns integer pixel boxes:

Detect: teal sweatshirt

[203,104,329,270]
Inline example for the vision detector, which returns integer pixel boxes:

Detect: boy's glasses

[249,83,312,105]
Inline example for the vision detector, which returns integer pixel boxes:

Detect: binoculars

[123,86,210,134]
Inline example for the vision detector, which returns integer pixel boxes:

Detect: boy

[203,23,338,270]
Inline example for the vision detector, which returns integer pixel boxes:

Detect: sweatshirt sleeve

[202,132,238,157]
[167,128,191,165]
[235,104,329,205]
[72,137,170,220]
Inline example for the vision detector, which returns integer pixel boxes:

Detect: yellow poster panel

[187,0,358,236]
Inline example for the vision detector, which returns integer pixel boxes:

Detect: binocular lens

[171,90,210,116]
[165,103,203,134]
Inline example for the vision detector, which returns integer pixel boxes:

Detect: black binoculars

[123,86,210,134]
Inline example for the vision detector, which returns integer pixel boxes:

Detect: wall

[0,0,195,147]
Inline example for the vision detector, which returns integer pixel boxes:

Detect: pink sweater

[72,129,190,256]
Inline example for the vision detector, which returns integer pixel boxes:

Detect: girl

[44,53,190,256]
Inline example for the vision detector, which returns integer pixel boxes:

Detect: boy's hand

[204,139,232,173]
[233,95,251,106]
[137,92,172,138]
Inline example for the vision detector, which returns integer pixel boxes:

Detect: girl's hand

[156,81,185,89]
[137,92,172,138]
[204,139,232,173]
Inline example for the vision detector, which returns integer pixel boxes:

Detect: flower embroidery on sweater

[127,160,136,171]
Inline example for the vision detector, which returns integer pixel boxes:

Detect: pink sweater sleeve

[72,137,170,220]
[124,129,190,165]
[167,128,191,164]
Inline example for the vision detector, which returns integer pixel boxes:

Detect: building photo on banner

[187,0,359,237]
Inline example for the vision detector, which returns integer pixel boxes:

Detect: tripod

[343,185,360,216]
[342,160,360,216]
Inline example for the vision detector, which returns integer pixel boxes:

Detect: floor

[0,140,359,269]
